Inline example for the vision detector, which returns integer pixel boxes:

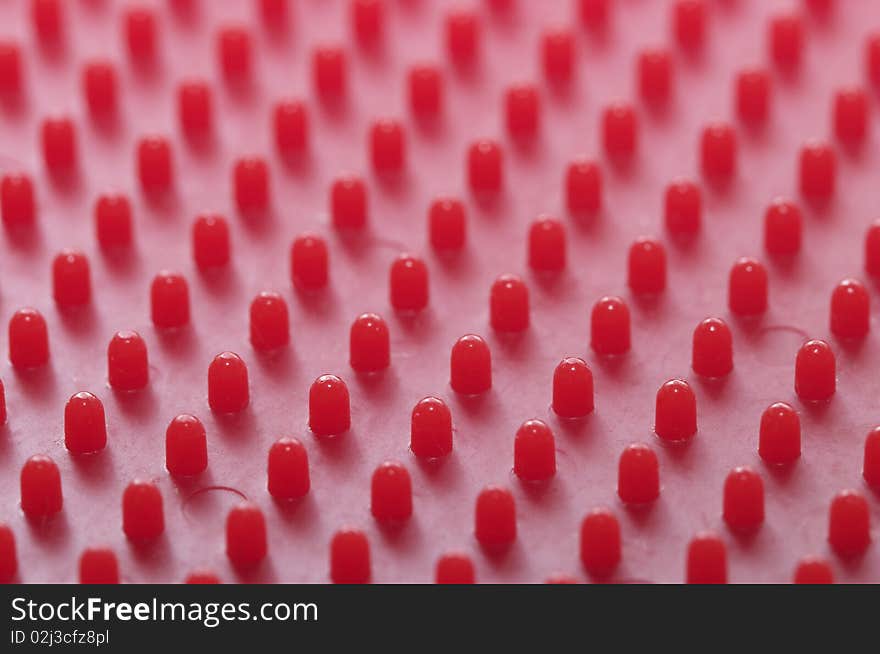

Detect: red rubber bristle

[351,0,384,48]
[833,87,868,145]
[0,41,22,96]
[579,507,621,579]
[700,122,737,182]
[330,529,371,583]
[450,334,491,394]
[217,26,252,84]
[0,380,6,426]
[208,352,250,414]
[192,214,230,270]
[250,292,290,352]
[868,33,880,89]
[638,48,673,106]
[793,557,833,584]
[579,0,609,32]
[32,0,62,47]
[672,0,706,52]
[435,553,475,584]
[627,238,666,295]
[799,141,836,201]
[291,233,329,290]
[20,454,63,519]
[565,158,602,214]
[474,486,516,551]
[52,250,91,307]
[864,427,880,490]
[94,194,132,250]
[513,419,556,482]
[124,7,157,67]
[274,100,309,156]
[234,157,270,215]
[408,64,443,120]
[691,317,733,378]
[829,278,869,340]
[602,102,637,161]
[654,379,697,443]
[309,374,351,437]
[137,136,173,194]
[350,312,390,373]
[541,28,574,85]
[722,467,764,533]
[390,254,429,312]
[728,257,768,315]
[186,571,221,584]
[769,12,804,71]
[178,81,213,139]
[764,199,802,256]
[121,480,164,542]
[828,490,870,558]
[428,197,466,251]
[686,532,727,584]
[267,437,310,501]
[370,119,406,175]
[505,83,540,140]
[79,548,119,584]
[445,9,479,68]
[64,392,107,455]
[528,216,566,272]
[259,0,288,28]
[165,414,208,477]
[865,221,880,277]
[410,396,453,459]
[735,68,771,126]
[41,116,77,174]
[552,357,594,419]
[9,308,49,369]
[0,524,18,583]
[490,274,529,333]
[664,179,701,238]
[82,61,117,119]
[371,461,413,524]
[617,443,659,505]
[467,140,503,196]
[758,402,801,466]
[795,339,836,402]
[331,175,367,229]
[1,173,35,229]
[590,296,630,355]
[150,271,190,329]
[312,45,347,101]
[226,503,267,570]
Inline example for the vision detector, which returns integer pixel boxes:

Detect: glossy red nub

[185,571,220,584]
[20,455,62,519]
[638,49,672,105]
[700,122,736,181]
[468,140,503,195]
[580,0,609,30]
[590,296,630,355]
[828,490,870,558]
[580,508,621,579]
[312,46,347,100]
[673,0,706,51]
[834,87,868,145]
[686,532,727,584]
[0,524,15,583]
[178,81,212,138]
[350,313,390,372]
[64,392,107,455]
[436,553,475,584]
[208,352,249,413]
[331,175,367,229]
[192,215,229,269]
[769,12,804,70]
[226,503,267,569]
[475,486,516,549]
[795,339,836,402]
[528,217,566,272]
[250,292,289,352]
[371,461,413,523]
[764,199,801,255]
[628,238,666,294]
[268,437,310,500]
[390,254,429,312]
[165,414,208,476]
[125,7,157,66]
[0,380,6,425]
[309,375,351,436]
[0,42,22,96]
[151,272,190,328]
[445,9,479,67]
[514,419,556,482]
[41,117,76,173]
[617,443,659,504]
[83,61,117,118]
[52,250,91,307]
[552,357,594,419]
[868,34,880,89]
[9,308,49,369]
[330,529,370,583]
[288,234,327,291]
[722,467,764,532]
[428,197,466,251]
[370,119,405,174]
[864,427,880,490]
[602,103,637,160]
[830,278,869,339]
[137,136,172,194]
[691,317,733,378]
[490,275,529,332]
[274,100,308,155]
[654,379,697,443]
[542,28,574,84]
[79,548,119,584]
[409,65,443,119]
[218,26,252,83]
[728,257,768,315]
[793,557,833,584]
[95,194,132,250]
[410,397,453,459]
[799,141,836,201]
[735,68,771,126]
[352,0,384,47]
[865,221,880,277]
[234,157,269,214]
[759,402,800,466]
[566,158,602,214]
[107,331,148,392]
[122,481,164,542]
[664,179,701,237]
[450,334,491,394]
[1,173,35,228]
[505,84,540,139]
